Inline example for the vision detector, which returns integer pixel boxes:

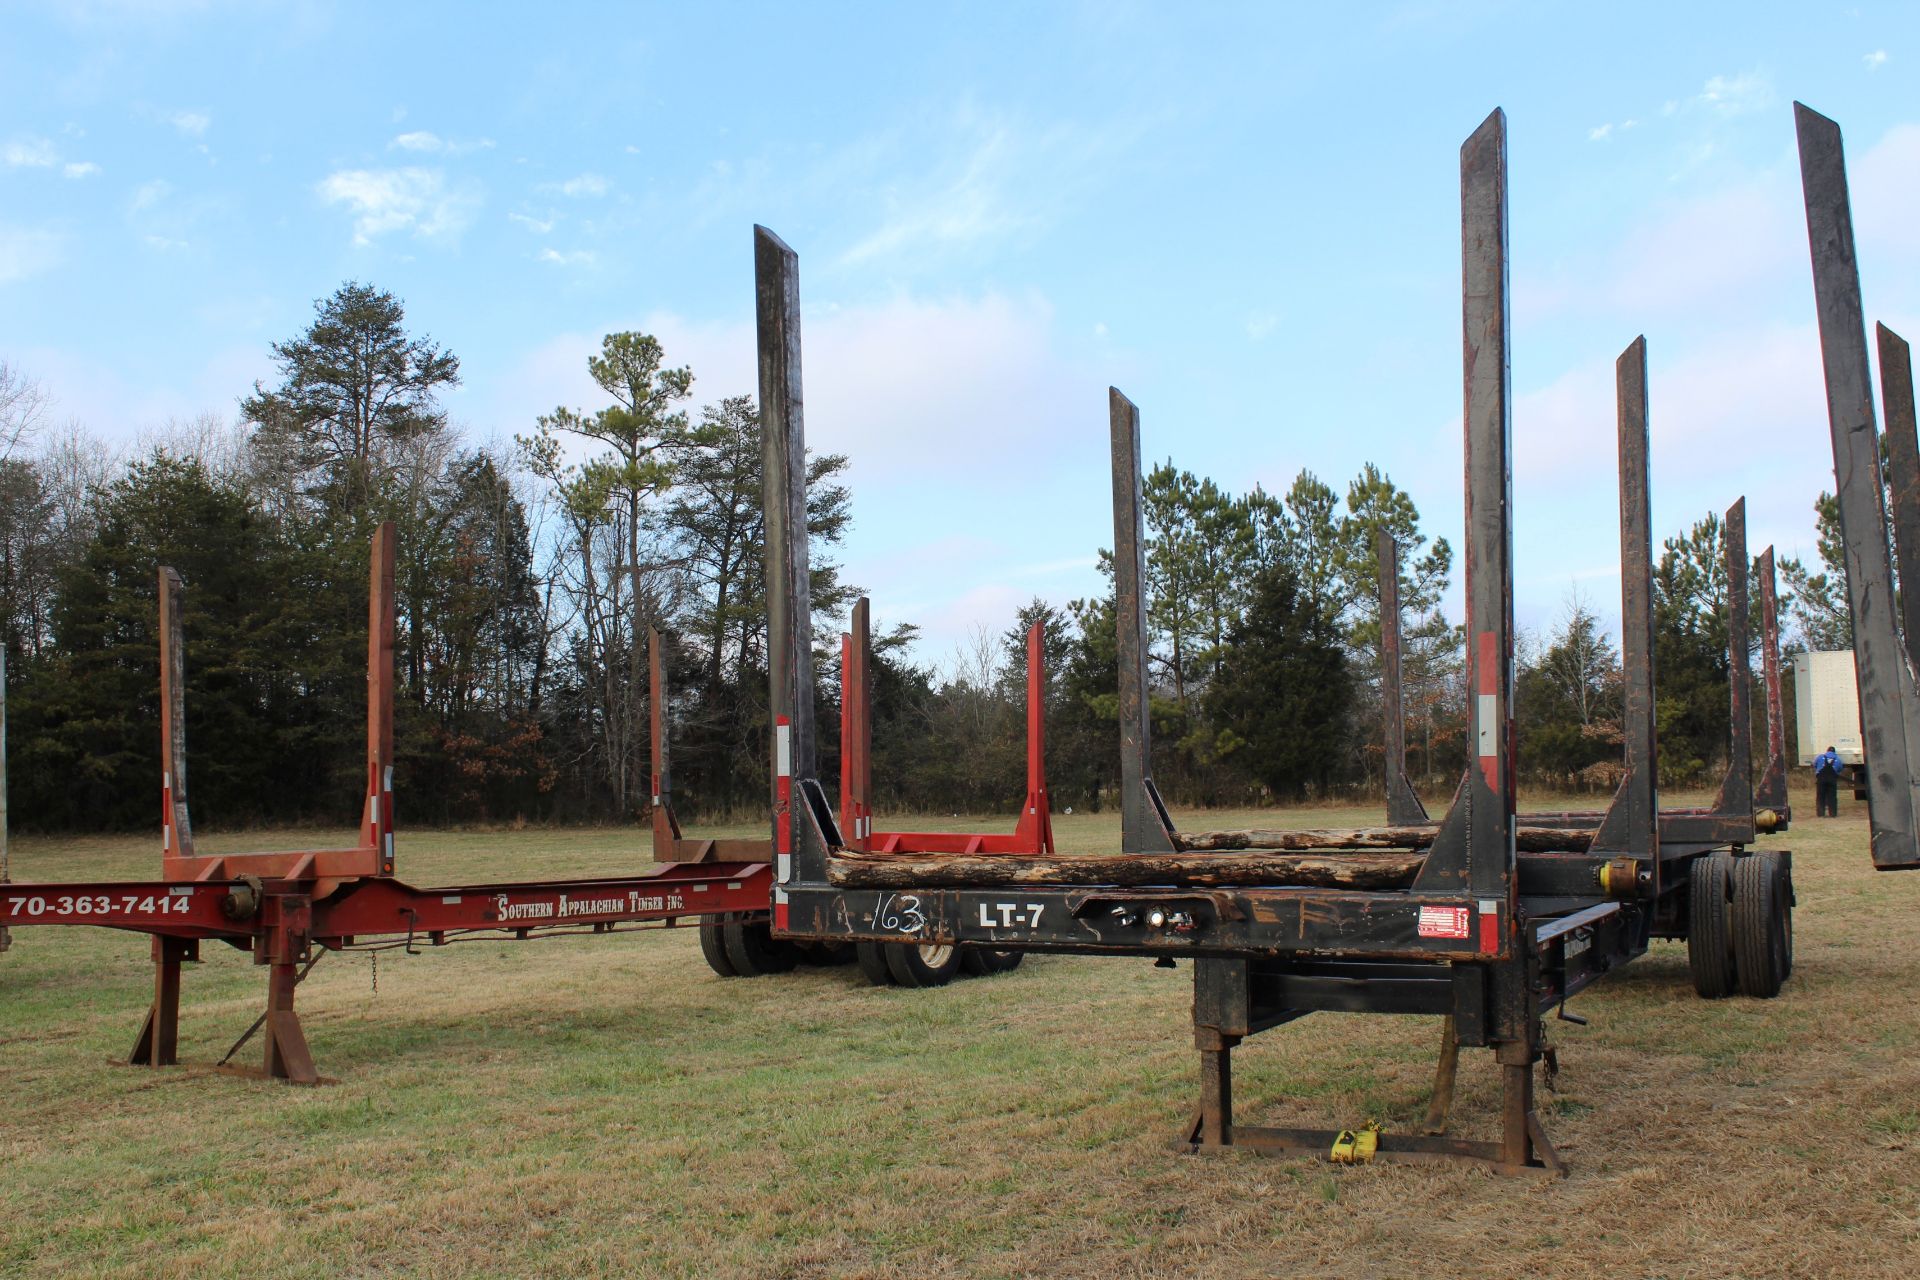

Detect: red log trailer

[0,529,1056,1081]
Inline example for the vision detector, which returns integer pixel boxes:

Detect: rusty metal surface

[1879,323,1920,674]
[1590,338,1660,870]
[1414,108,1515,912]
[648,628,684,851]
[1109,387,1176,854]
[0,648,7,954]
[756,226,817,893]
[1715,499,1755,822]
[1377,530,1430,825]
[158,566,194,860]
[363,523,396,875]
[1755,548,1791,814]
[1794,103,1920,869]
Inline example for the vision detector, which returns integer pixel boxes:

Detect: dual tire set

[1686,849,1794,999]
[699,918,1022,988]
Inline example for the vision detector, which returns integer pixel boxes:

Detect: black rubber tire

[1687,852,1736,999]
[886,941,963,988]
[721,920,798,977]
[698,920,738,978]
[854,941,897,986]
[960,947,1021,977]
[1774,855,1795,981]
[1732,852,1789,999]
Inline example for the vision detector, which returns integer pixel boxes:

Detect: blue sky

[3,2,1917,665]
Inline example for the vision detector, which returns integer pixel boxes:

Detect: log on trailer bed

[825,849,1426,890]
[1174,825,1594,853]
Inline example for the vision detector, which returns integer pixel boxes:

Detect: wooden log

[825,849,1426,890]
[1174,826,1593,854]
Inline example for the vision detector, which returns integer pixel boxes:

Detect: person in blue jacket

[1813,745,1843,818]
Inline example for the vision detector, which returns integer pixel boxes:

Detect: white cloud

[1865,50,1889,71]
[390,130,494,155]
[130,178,171,212]
[62,161,101,179]
[167,109,210,137]
[1588,119,1638,142]
[1245,312,1277,341]
[509,211,557,234]
[4,137,58,167]
[316,167,479,245]
[0,224,66,283]
[537,247,595,267]
[1695,70,1772,117]
[830,105,1134,273]
[551,172,608,198]
[496,291,1088,484]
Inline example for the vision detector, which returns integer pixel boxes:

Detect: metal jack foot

[127,936,194,1068]
[263,960,319,1085]
[1423,1015,1461,1135]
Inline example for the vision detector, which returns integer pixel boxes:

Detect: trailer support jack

[1186,1031,1562,1178]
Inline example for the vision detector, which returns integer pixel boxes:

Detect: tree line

[0,284,1829,831]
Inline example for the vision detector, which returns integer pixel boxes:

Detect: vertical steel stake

[1377,529,1429,824]
[362,523,397,875]
[1592,338,1660,870]
[1755,547,1791,815]
[757,226,818,901]
[0,646,9,954]
[649,628,684,855]
[1110,388,1176,855]
[158,566,194,862]
[1879,324,1920,674]
[1793,103,1920,870]
[1716,500,1754,822]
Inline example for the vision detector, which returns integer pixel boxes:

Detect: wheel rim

[917,943,954,969]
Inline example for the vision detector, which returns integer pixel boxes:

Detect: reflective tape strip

[1475,631,1502,789]
[776,720,792,778]
[1477,898,1500,952]
[776,852,792,884]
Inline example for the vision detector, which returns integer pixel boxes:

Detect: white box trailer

[1792,650,1863,764]
[1793,649,1868,797]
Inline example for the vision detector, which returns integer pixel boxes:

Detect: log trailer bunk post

[759,109,1814,1177]
[838,596,1048,984]
[0,526,786,1083]
[1377,511,1797,837]
[1796,102,1920,872]
[656,600,1053,986]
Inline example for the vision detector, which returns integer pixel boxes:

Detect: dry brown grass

[2,794,1917,1279]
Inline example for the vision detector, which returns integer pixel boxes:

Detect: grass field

[2,796,1918,1279]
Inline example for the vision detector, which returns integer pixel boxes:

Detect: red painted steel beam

[312,863,775,941]
[1,880,248,938]
[3,864,777,946]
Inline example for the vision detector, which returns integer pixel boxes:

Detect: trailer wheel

[886,942,962,988]
[960,947,1022,976]
[721,921,798,977]
[855,941,897,986]
[699,920,739,978]
[1776,856,1795,980]
[1687,852,1736,999]
[1732,852,1791,999]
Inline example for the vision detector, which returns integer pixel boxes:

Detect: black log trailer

[755,105,1914,1176]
